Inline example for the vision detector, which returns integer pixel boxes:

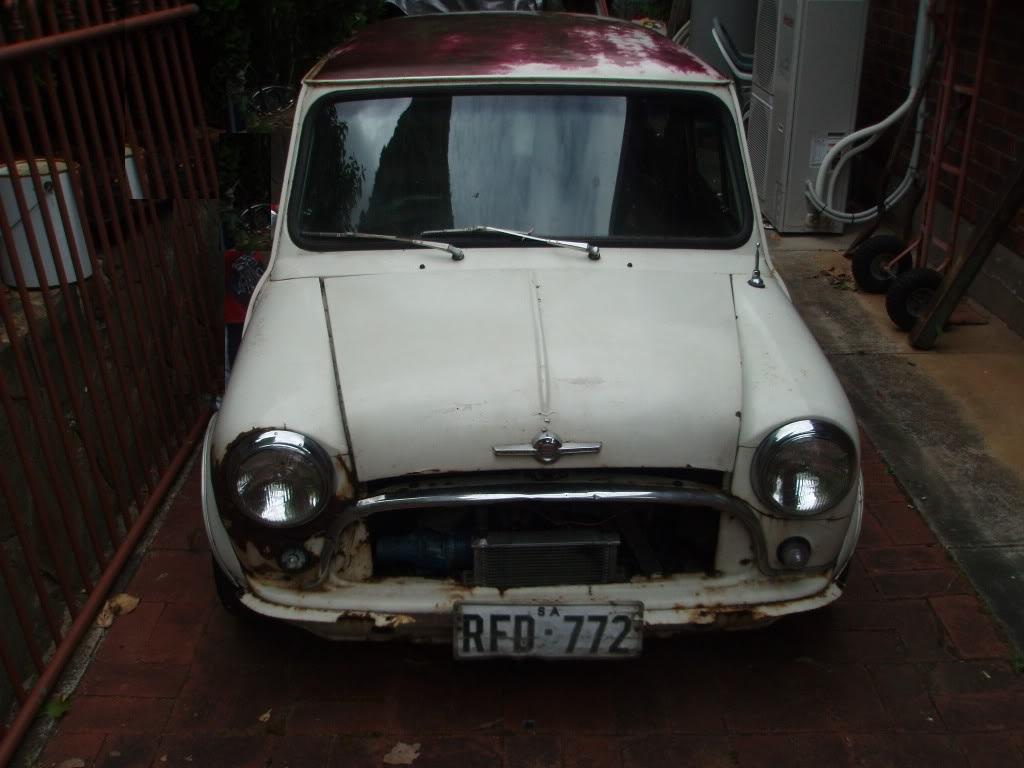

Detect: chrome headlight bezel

[223,429,334,528]
[751,419,857,517]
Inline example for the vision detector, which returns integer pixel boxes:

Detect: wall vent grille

[753,0,779,93]
[747,93,772,199]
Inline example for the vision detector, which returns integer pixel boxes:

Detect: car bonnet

[322,267,742,480]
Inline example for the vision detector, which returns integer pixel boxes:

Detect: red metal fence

[0,2,219,762]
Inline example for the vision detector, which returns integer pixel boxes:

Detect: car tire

[835,561,851,588]
[212,555,247,616]
[885,268,943,331]
[851,235,910,293]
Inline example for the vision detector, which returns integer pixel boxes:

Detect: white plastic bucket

[0,159,92,289]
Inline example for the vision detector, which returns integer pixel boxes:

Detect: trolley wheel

[851,235,910,293]
[886,268,943,331]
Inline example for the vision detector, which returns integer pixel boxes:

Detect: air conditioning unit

[747,0,868,233]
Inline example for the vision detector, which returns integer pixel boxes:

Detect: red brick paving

[36,439,1024,768]
[931,596,1013,661]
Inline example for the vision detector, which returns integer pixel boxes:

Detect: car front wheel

[212,555,247,616]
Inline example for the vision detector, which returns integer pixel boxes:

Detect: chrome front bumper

[241,572,843,641]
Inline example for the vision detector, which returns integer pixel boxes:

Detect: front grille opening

[367,503,719,587]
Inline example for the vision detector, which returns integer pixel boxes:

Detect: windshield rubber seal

[287,84,754,253]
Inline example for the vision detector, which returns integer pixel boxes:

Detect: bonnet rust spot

[334,453,355,500]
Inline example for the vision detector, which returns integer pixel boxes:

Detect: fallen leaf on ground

[43,694,72,720]
[96,593,140,628]
[56,758,86,768]
[811,266,856,290]
[383,742,421,765]
[258,709,272,723]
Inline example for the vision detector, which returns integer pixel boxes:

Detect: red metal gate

[0,2,219,763]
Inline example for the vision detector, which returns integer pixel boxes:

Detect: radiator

[472,530,620,588]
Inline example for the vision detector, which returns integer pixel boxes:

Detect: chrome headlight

[224,430,334,527]
[751,419,856,516]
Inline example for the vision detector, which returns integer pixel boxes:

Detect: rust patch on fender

[242,540,277,570]
[322,521,373,586]
[336,610,415,629]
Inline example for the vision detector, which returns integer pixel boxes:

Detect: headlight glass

[752,419,856,516]
[225,430,333,527]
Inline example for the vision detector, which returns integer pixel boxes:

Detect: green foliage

[611,0,672,21]
[217,133,275,248]
[42,694,72,720]
[194,0,383,245]
[193,0,384,129]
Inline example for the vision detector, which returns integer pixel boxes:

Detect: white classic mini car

[203,12,863,658]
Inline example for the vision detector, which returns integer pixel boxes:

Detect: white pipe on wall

[806,0,932,223]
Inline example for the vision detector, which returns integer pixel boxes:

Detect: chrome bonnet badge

[493,430,602,464]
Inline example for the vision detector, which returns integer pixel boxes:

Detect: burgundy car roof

[307,13,726,85]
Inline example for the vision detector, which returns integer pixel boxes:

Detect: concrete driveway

[770,236,1024,654]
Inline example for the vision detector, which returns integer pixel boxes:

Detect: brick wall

[855,0,1024,255]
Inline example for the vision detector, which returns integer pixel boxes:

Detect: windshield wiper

[421,226,600,261]
[301,230,464,261]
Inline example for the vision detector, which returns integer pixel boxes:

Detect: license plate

[453,603,643,659]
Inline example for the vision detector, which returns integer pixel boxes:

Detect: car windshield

[291,90,751,248]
